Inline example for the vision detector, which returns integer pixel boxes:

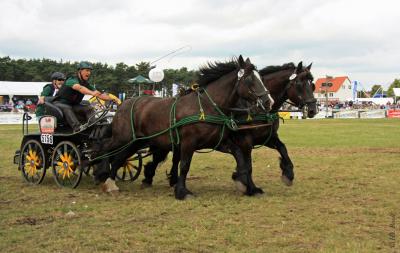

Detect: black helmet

[51,72,66,80]
[77,61,93,70]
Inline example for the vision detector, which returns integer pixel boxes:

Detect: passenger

[35,72,65,121]
[53,61,117,132]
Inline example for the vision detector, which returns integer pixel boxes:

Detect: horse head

[260,61,317,118]
[236,55,272,113]
[285,62,317,118]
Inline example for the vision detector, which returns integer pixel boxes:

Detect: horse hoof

[234,180,247,194]
[281,175,293,186]
[101,185,120,193]
[253,187,264,195]
[175,194,186,200]
[175,188,193,200]
[101,178,120,193]
[184,193,195,200]
[245,187,264,196]
[140,182,152,189]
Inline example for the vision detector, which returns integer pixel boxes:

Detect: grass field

[0,119,399,252]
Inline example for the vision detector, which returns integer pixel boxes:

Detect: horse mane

[197,58,238,87]
[259,63,295,76]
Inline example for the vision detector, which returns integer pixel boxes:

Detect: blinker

[237,69,245,79]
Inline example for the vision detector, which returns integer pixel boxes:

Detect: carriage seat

[43,97,64,123]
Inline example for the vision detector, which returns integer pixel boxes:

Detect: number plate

[40,134,53,145]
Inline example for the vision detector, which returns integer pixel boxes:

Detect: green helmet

[77,61,93,70]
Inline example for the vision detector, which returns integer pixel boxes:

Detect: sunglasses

[57,79,65,81]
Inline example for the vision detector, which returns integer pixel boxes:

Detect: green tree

[135,62,151,77]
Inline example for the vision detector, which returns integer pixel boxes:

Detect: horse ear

[238,55,245,68]
[306,62,313,71]
[245,57,251,64]
[296,61,303,73]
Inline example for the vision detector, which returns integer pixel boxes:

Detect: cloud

[0,0,399,88]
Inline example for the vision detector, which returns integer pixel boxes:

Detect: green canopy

[128,75,153,84]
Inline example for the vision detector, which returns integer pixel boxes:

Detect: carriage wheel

[116,153,142,181]
[51,141,82,188]
[20,139,46,184]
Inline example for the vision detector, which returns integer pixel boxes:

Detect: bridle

[228,69,270,113]
[280,69,316,110]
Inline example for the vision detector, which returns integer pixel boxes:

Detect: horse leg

[142,147,169,187]
[102,142,144,193]
[266,135,294,186]
[232,146,264,196]
[168,148,180,187]
[174,147,194,200]
[92,158,111,184]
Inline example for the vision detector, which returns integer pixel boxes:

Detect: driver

[54,61,117,132]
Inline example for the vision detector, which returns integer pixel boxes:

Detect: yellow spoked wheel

[51,141,82,188]
[20,139,46,184]
[116,153,142,181]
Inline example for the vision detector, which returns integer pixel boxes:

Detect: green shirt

[56,77,96,105]
[35,83,54,117]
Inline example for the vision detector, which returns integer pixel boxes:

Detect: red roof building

[314,76,354,103]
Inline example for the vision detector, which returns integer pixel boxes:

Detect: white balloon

[149,68,164,82]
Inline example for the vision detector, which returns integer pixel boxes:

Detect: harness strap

[169,97,180,152]
[130,97,144,142]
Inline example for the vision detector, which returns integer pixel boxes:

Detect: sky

[0,0,399,90]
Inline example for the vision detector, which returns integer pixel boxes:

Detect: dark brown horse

[231,61,317,187]
[142,61,316,192]
[96,56,271,199]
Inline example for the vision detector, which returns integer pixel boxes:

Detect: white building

[314,76,354,103]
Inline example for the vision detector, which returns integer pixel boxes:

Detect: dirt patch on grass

[14,216,55,226]
[12,211,72,226]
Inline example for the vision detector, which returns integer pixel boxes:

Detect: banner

[359,110,386,119]
[334,110,358,118]
[387,109,400,118]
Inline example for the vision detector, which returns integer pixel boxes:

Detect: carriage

[13,96,145,188]
[12,58,317,200]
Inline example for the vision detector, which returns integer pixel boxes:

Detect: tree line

[0,56,198,96]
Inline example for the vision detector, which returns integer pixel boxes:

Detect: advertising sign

[387,109,400,118]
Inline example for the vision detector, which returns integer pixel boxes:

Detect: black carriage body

[14,100,143,188]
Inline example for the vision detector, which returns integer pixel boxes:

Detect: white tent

[0,81,47,96]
